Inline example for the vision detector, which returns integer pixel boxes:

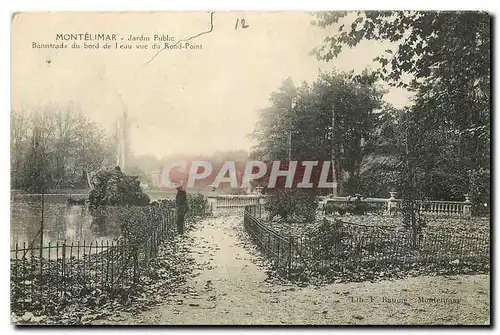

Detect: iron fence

[243,203,292,276]
[243,205,490,280]
[10,197,211,315]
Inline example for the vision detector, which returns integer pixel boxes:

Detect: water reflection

[10,195,121,249]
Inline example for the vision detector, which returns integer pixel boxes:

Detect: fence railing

[415,200,469,216]
[208,194,263,214]
[208,192,473,217]
[10,198,211,316]
[11,207,177,314]
[243,203,292,277]
[321,194,473,217]
[243,204,490,280]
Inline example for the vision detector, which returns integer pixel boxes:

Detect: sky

[11,12,413,158]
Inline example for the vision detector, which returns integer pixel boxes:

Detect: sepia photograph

[10,10,491,325]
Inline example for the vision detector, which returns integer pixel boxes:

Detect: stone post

[387,191,398,215]
[463,194,472,217]
[207,192,217,214]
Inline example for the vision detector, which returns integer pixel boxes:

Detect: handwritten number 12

[235,18,249,30]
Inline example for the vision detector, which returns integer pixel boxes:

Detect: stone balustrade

[207,194,263,213]
[208,191,472,217]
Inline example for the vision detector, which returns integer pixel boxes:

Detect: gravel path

[93,215,490,325]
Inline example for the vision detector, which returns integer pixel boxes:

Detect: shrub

[324,197,384,215]
[186,193,210,217]
[117,206,162,244]
[88,167,150,214]
[364,202,385,213]
[308,219,345,259]
[156,198,176,211]
[324,201,346,215]
[265,189,318,222]
[88,167,151,238]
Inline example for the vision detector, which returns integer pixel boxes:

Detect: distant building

[150,169,161,187]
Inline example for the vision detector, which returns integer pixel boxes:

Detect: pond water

[10,190,208,251]
[10,195,121,250]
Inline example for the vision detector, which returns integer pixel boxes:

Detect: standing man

[175,184,188,234]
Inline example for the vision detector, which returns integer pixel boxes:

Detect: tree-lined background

[11,105,115,193]
[11,11,491,216]
[251,11,490,214]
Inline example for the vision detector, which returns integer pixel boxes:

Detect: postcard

[10,11,491,325]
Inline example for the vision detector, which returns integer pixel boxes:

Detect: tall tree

[251,71,385,195]
[357,106,404,197]
[313,11,491,173]
[11,106,115,192]
[251,77,297,161]
[20,111,55,193]
[313,10,491,213]
[10,112,30,188]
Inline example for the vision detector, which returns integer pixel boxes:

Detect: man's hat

[175,180,184,190]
